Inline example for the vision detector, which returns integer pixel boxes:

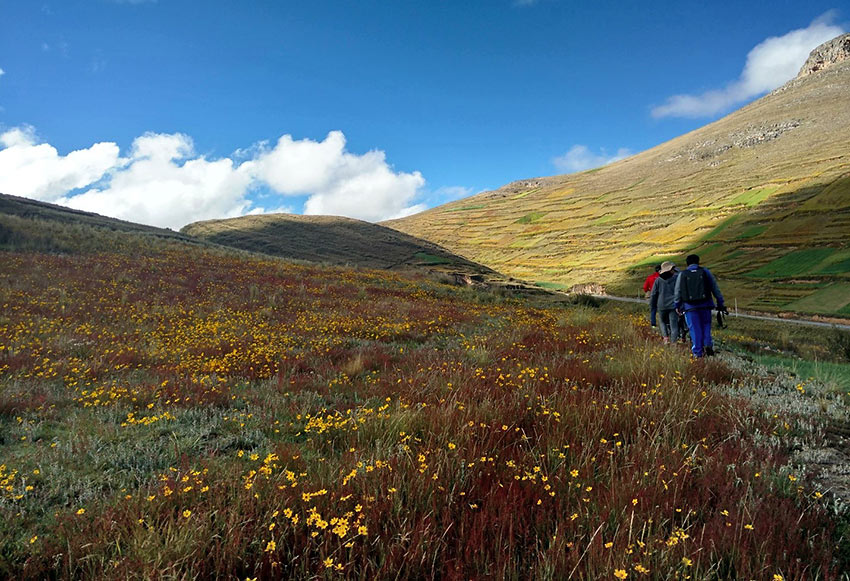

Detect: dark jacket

[649,270,678,325]
[674,265,724,312]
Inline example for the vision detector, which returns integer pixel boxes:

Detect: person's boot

[705,346,715,357]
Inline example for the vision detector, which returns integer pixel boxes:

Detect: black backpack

[680,267,709,303]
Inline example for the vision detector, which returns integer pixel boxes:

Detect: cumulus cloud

[61,133,255,230]
[0,127,428,228]
[552,145,632,173]
[249,131,426,222]
[652,14,846,118]
[0,126,122,202]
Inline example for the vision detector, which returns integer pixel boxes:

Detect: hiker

[674,254,727,357]
[649,261,680,344]
[642,264,661,297]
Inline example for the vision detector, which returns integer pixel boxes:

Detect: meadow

[1,243,849,579]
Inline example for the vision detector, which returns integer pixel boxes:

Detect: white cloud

[0,127,428,227]
[61,133,254,230]
[250,131,426,222]
[552,145,632,173]
[652,14,845,118]
[0,67,5,78]
[0,126,122,202]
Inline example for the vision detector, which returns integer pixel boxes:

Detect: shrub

[569,293,600,308]
[828,327,850,362]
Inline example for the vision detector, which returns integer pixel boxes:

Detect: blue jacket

[674,265,724,312]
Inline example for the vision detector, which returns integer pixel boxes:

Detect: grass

[784,283,850,314]
[512,188,540,200]
[1,241,849,579]
[515,212,547,224]
[747,248,837,278]
[729,186,779,207]
[446,205,486,212]
[533,281,570,290]
[816,250,850,275]
[748,353,850,391]
[702,215,741,240]
[413,252,451,265]
[180,212,498,278]
[739,224,769,239]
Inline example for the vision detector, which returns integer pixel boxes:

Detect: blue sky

[0,1,846,228]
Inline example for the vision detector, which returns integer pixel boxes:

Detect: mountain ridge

[384,51,850,317]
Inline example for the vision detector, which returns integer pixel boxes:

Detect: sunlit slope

[385,61,850,316]
[182,213,501,280]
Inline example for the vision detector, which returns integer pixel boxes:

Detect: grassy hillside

[0,193,200,253]
[2,239,850,579]
[182,213,507,284]
[1,204,849,578]
[385,61,850,318]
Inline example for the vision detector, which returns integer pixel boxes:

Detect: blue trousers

[684,309,713,357]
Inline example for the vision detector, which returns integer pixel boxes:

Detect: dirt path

[588,293,850,331]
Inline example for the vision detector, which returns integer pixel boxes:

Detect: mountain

[182,213,509,286]
[385,36,850,317]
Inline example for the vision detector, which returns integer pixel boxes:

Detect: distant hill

[182,213,508,285]
[0,193,511,290]
[0,192,201,253]
[385,36,850,318]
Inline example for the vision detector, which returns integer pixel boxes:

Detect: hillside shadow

[611,175,850,316]
[187,215,502,278]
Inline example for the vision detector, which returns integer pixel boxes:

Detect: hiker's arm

[649,282,658,325]
[706,269,725,308]
[673,275,682,313]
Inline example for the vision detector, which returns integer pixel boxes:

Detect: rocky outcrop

[665,120,802,164]
[797,33,850,78]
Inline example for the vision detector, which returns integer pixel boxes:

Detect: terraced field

[385,61,850,317]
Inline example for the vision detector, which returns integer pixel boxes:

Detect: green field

[729,186,779,207]
[515,211,547,224]
[747,248,836,278]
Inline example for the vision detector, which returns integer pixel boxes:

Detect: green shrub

[828,327,850,362]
